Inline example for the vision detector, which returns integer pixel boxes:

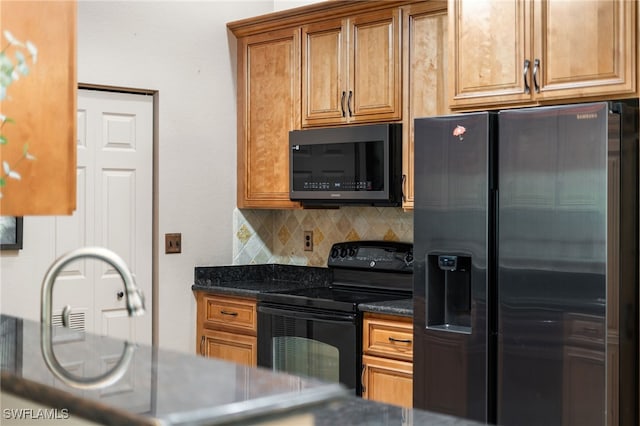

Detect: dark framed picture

[0,216,23,250]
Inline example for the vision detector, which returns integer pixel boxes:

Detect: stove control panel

[327,241,413,272]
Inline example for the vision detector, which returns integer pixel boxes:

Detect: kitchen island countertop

[1,314,483,426]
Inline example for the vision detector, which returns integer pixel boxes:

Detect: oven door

[257,303,360,395]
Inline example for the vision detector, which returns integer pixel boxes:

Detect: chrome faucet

[40,247,145,389]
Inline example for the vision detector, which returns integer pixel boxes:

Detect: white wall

[0,1,273,354]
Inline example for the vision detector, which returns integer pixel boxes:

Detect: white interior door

[52,89,153,346]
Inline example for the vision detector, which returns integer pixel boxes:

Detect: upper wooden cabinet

[0,1,77,215]
[235,28,300,209]
[301,9,402,127]
[401,1,448,210]
[448,0,636,110]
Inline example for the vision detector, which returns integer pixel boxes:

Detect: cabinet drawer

[363,314,413,361]
[202,294,257,335]
[200,329,257,366]
[566,313,605,347]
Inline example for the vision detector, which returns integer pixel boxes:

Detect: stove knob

[405,252,414,264]
[330,248,339,258]
[348,247,357,257]
[340,248,347,258]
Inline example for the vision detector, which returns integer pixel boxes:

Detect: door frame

[78,83,158,347]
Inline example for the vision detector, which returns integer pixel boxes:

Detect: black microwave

[289,123,402,206]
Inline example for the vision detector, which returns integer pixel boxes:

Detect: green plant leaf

[0,135,7,145]
[0,177,5,187]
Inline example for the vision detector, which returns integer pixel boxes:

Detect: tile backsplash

[233,207,414,266]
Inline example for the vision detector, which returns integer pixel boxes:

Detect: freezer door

[498,103,608,425]
[413,112,495,421]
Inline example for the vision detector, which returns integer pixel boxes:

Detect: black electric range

[257,241,413,395]
[258,241,414,311]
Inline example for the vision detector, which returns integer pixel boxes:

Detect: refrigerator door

[498,103,608,425]
[413,112,495,421]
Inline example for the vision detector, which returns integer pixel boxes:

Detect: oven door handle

[258,305,356,323]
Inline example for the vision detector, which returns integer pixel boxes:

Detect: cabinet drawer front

[203,295,257,334]
[566,314,605,347]
[364,315,413,361]
[362,354,413,408]
[202,329,257,366]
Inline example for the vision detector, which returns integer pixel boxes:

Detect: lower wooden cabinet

[195,292,257,367]
[362,354,413,407]
[200,329,257,366]
[362,313,413,407]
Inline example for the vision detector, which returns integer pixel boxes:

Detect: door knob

[117,291,124,300]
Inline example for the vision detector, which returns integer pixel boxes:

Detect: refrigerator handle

[523,59,531,94]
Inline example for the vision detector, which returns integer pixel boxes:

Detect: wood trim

[227,0,424,37]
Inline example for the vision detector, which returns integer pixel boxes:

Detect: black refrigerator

[413,100,639,426]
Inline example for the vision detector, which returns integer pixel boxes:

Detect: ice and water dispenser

[426,254,472,333]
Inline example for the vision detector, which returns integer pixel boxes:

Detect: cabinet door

[532,0,636,100]
[302,9,401,127]
[362,354,413,408]
[0,0,77,215]
[200,329,257,367]
[348,9,402,123]
[302,19,347,127]
[237,28,300,208]
[448,0,532,109]
[402,2,448,209]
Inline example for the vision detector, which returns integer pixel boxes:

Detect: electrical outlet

[303,231,313,251]
[165,233,182,254]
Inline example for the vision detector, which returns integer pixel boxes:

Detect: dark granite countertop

[0,315,346,425]
[192,264,414,317]
[191,264,332,298]
[358,298,414,318]
[1,314,483,426]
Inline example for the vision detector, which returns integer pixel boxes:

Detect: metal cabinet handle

[523,59,531,94]
[341,91,346,117]
[361,363,367,394]
[401,174,406,203]
[388,336,412,344]
[200,335,205,355]
[220,310,238,317]
[347,90,353,117]
[533,58,540,93]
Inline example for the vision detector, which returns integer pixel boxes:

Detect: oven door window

[257,306,358,393]
[272,336,339,383]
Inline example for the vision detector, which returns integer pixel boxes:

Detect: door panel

[53,89,152,346]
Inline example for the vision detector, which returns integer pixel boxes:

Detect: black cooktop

[258,285,411,312]
[257,241,413,313]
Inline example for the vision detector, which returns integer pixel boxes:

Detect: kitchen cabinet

[195,292,257,366]
[0,0,77,215]
[400,1,448,209]
[362,313,413,408]
[235,28,300,209]
[228,1,417,209]
[448,0,636,110]
[301,9,401,127]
